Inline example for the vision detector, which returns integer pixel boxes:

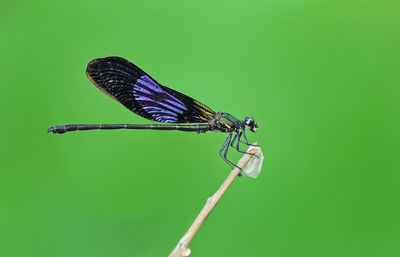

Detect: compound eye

[244,116,253,125]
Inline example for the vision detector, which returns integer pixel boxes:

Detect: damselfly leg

[230,131,247,153]
[240,130,259,147]
[230,130,258,158]
[219,133,242,170]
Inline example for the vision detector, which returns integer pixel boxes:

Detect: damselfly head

[244,116,258,132]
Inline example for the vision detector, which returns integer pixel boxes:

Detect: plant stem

[168,144,261,257]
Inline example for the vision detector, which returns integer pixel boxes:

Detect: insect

[47,56,258,169]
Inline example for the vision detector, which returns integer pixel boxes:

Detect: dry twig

[168,144,262,257]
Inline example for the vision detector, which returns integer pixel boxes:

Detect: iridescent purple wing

[86,56,216,123]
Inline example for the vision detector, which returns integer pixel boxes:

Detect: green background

[1,0,399,256]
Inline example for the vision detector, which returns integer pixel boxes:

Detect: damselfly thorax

[207,112,239,133]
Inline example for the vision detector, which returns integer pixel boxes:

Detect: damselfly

[48,57,258,169]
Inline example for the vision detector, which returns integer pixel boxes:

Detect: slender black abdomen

[47,124,210,134]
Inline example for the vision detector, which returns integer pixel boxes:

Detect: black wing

[86,56,216,123]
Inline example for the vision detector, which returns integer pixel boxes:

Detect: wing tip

[85,58,120,102]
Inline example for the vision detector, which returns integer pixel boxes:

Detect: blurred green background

[1,0,399,256]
